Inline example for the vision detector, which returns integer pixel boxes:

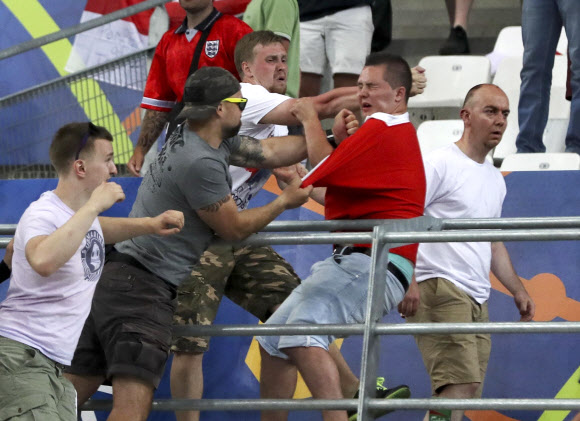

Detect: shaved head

[463,84,507,109]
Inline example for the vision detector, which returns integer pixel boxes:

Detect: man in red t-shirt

[256,52,426,421]
[127,0,252,176]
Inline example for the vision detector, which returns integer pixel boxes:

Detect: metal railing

[2,216,580,418]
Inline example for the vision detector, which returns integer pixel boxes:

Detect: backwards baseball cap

[177,67,241,121]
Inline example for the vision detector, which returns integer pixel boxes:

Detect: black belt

[106,248,151,274]
[332,245,409,292]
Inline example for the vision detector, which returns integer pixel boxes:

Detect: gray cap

[177,67,241,121]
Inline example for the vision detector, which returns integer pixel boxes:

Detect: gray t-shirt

[116,125,241,285]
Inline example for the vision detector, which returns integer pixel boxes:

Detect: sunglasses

[222,97,248,111]
[75,122,99,160]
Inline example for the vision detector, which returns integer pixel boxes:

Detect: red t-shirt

[302,113,426,264]
[141,11,252,112]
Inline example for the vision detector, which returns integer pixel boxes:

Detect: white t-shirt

[0,191,104,365]
[414,144,506,303]
[229,82,291,210]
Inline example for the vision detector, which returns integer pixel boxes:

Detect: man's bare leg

[300,72,323,98]
[65,373,105,406]
[260,345,298,421]
[423,383,480,421]
[108,376,154,421]
[328,343,359,398]
[171,352,204,421]
[332,73,359,89]
[284,346,347,421]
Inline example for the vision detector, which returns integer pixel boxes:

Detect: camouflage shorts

[171,243,301,353]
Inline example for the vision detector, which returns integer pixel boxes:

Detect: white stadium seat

[417,120,464,155]
[500,153,580,171]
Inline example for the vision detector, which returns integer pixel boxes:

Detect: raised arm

[229,135,307,169]
[490,242,535,321]
[289,98,332,166]
[127,109,170,176]
[98,210,184,244]
[26,182,125,277]
[196,178,312,242]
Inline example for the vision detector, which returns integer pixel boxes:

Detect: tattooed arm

[197,178,312,242]
[229,135,307,169]
[127,109,170,176]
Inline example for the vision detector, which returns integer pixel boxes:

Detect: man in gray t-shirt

[66,67,312,421]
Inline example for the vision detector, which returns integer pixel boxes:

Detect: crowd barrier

[2,216,580,420]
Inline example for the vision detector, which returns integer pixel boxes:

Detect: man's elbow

[28,258,58,277]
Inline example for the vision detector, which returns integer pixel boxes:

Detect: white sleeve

[423,158,444,210]
[241,84,292,126]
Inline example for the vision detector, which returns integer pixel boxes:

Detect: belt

[332,245,409,292]
[106,249,150,273]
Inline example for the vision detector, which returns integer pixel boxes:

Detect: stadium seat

[408,56,491,125]
[417,120,464,155]
[500,153,580,171]
[492,55,570,160]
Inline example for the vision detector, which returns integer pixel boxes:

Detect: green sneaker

[347,377,411,421]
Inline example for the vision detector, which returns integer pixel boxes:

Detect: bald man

[399,84,535,421]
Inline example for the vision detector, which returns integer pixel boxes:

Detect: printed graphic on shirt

[231,169,271,210]
[81,230,105,282]
[205,40,220,58]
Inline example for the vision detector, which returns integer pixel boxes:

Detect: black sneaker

[347,377,411,421]
[439,26,470,55]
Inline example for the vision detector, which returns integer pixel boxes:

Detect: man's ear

[241,61,253,79]
[460,108,470,125]
[74,159,86,178]
[395,86,406,103]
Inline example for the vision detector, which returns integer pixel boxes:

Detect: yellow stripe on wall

[2,0,134,163]
[538,365,580,421]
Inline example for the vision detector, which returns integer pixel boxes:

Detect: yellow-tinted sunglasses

[222,97,248,111]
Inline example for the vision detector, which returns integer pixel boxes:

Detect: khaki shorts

[407,277,491,395]
[0,336,77,421]
[172,244,301,353]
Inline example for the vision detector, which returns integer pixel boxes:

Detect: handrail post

[357,225,390,421]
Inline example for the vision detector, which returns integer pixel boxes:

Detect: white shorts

[300,5,374,76]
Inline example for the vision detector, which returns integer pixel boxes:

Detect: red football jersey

[141,11,252,112]
[302,113,426,263]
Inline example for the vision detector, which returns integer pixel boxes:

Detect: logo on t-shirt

[81,230,105,282]
[205,40,220,58]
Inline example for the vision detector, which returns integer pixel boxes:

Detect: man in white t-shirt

[169,31,403,421]
[399,84,535,421]
[0,122,183,421]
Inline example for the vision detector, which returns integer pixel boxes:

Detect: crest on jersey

[205,40,220,58]
[81,230,104,282]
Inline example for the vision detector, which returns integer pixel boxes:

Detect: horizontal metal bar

[4,217,580,236]
[263,217,580,232]
[82,398,580,412]
[0,0,170,61]
[239,228,580,246]
[172,322,580,337]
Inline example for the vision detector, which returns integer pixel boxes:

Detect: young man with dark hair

[66,67,313,421]
[257,52,426,421]
[0,122,184,421]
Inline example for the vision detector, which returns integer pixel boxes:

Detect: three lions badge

[205,40,220,58]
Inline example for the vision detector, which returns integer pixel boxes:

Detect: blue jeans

[517,0,580,154]
[257,252,408,359]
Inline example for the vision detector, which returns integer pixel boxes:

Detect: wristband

[326,130,338,148]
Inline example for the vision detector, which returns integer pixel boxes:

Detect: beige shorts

[407,277,491,395]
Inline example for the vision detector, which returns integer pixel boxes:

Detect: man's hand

[87,182,126,214]
[410,66,427,97]
[3,238,14,270]
[398,278,420,318]
[149,210,184,236]
[332,109,359,144]
[279,177,313,209]
[127,146,146,177]
[273,164,308,189]
[290,98,319,123]
[514,290,535,321]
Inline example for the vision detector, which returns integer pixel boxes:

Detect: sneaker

[347,377,411,421]
[439,26,470,55]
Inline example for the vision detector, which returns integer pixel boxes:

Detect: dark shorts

[171,244,301,354]
[67,259,177,389]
